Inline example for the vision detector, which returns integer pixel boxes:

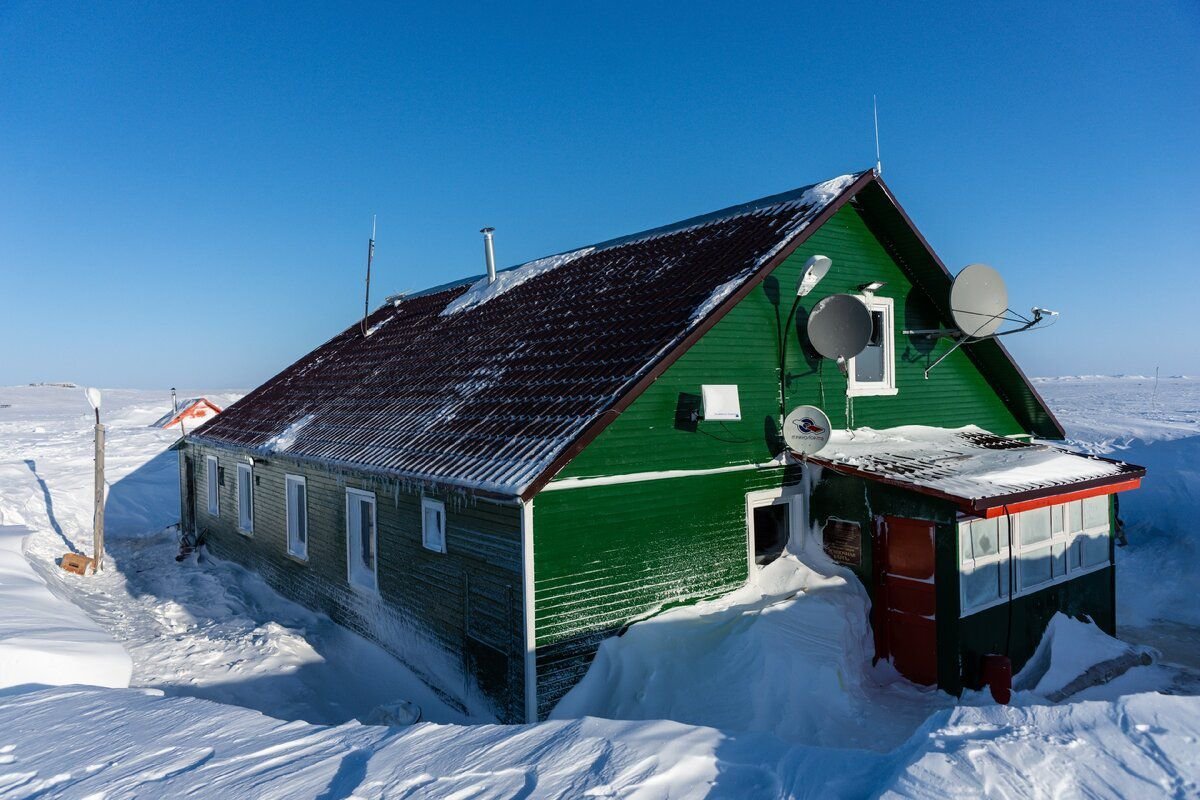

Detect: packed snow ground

[0,380,1197,797]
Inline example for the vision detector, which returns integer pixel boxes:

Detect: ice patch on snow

[440,247,595,316]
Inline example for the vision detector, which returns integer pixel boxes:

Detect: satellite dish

[806,294,873,361]
[84,387,102,411]
[950,263,1008,338]
[783,405,832,456]
[796,255,832,297]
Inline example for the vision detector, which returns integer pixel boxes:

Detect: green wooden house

[179,170,1143,722]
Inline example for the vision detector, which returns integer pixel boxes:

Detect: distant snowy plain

[0,380,1196,798]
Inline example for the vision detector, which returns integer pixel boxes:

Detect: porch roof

[809,426,1144,516]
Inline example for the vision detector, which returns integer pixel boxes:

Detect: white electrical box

[701,384,741,421]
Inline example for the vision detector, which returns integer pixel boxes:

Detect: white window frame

[959,497,1113,618]
[846,294,897,397]
[421,497,446,554]
[206,455,220,516]
[236,462,253,535]
[958,514,1011,616]
[345,488,378,592]
[744,486,804,576]
[285,474,308,561]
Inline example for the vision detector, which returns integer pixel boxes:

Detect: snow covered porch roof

[810,426,1145,518]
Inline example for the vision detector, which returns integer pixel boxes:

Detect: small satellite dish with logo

[783,405,832,456]
[806,294,873,362]
[950,263,1008,338]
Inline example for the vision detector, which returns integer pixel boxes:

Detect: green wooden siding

[532,466,798,716]
[556,203,1024,481]
[182,441,527,722]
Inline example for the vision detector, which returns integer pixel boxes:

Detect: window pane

[1081,531,1110,568]
[360,502,374,568]
[1083,496,1109,529]
[1019,546,1053,589]
[1020,507,1052,546]
[1068,501,1083,533]
[963,562,1001,610]
[971,518,1000,558]
[1052,541,1067,577]
[1051,505,1064,535]
[854,324,886,383]
[959,524,971,565]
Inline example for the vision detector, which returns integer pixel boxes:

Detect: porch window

[422,497,446,553]
[847,295,896,397]
[959,496,1112,617]
[959,515,1010,614]
[206,456,219,516]
[236,462,253,534]
[346,488,377,591]
[285,475,308,560]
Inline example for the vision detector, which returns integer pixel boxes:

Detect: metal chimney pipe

[481,227,496,284]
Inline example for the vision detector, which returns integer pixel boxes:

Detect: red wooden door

[873,516,937,685]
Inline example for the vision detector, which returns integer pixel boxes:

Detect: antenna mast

[361,214,376,336]
[873,95,882,176]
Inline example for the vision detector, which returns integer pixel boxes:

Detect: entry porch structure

[807,425,1144,692]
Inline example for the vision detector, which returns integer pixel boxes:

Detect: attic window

[422,498,446,553]
[847,295,896,397]
[701,385,741,421]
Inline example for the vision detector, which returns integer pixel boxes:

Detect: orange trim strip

[978,478,1143,519]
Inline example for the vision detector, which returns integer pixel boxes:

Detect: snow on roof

[191,172,870,497]
[813,425,1143,508]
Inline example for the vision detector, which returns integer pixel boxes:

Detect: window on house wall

[206,456,219,516]
[285,475,308,560]
[959,515,1011,614]
[422,497,446,553]
[958,496,1113,617]
[346,489,377,591]
[236,463,253,534]
[847,295,896,397]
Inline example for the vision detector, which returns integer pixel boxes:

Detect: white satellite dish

[796,255,832,297]
[806,294,873,362]
[84,387,102,411]
[950,263,1008,338]
[783,405,832,456]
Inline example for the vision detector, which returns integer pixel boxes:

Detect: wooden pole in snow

[93,410,105,573]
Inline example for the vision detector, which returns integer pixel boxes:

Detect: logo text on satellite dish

[783,405,832,456]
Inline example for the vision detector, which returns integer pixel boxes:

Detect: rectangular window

[421,497,446,553]
[346,489,377,591]
[847,295,896,397]
[206,455,219,516]
[236,463,253,534]
[958,515,1010,614]
[960,496,1114,617]
[285,475,308,560]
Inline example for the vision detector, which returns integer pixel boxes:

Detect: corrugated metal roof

[191,173,866,496]
[812,426,1144,509]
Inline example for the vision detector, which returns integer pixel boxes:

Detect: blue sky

[1,2,1197,388]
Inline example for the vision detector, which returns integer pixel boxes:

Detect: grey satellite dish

[806,293,873,362]
[796,255,832,297]
[950,263,1008,338]
[783,405,832,456]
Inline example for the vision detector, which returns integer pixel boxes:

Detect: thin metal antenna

[361,214,376,336]
[873,95,882,176]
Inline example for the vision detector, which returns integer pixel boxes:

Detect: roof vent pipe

[481,227,496,284]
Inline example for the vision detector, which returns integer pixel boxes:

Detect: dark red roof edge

[867,175,1067,440]
[519,169,878,501]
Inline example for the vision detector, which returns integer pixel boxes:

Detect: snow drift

[0,526,131,690]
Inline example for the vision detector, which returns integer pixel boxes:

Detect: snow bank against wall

[0,526,131,690]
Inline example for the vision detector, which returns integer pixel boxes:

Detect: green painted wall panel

[532,466,799,715]
[556,203,1024,481]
